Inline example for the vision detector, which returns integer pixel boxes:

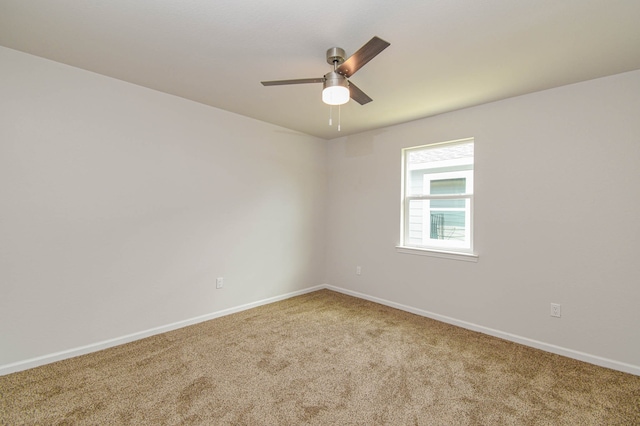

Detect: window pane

[431,178,466,194]
[431,211,466,241]
[430,178,466,208]
[407,199,426,245]
[407,199,469,246]
[431,199,466,208]
[406,142,473,196]
[407,142,474,168]
[408,170,425,196]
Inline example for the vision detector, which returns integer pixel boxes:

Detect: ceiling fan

[261,36,390,106]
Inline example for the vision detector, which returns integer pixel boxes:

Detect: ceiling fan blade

[261,77,324,86]
[336,36,390,78]
[348,81,373,105]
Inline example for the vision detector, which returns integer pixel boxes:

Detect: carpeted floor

[1,289,639,425]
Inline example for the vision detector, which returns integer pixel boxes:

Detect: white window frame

[398,139,477,261]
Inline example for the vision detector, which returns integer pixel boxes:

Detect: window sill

[395,246,478,262]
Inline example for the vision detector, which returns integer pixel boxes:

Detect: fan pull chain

[327,105,341,131]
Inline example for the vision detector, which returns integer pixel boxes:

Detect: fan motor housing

[326,47,346,65]
[323,71,349,88]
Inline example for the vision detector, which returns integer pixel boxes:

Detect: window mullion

[407,194,472,201]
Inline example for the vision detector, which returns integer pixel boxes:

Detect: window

[400,139,475,256]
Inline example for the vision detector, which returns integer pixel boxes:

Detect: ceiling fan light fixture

[322,72,349,105]
[322,85,349,105]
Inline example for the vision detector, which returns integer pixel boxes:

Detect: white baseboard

[3,284,638,377]
[0,285,324,376]
[324,285,640,376]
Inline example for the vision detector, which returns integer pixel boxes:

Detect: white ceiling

[2,0,639,139]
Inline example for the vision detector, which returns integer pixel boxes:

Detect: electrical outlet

[356,266,362,275]
[216,277,224,289]
[550,303,561,318]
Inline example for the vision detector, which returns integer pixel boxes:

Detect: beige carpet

[1,289,639,425]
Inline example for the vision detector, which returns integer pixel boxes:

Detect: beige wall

[0,47,328,368]
[326,70,640,371]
